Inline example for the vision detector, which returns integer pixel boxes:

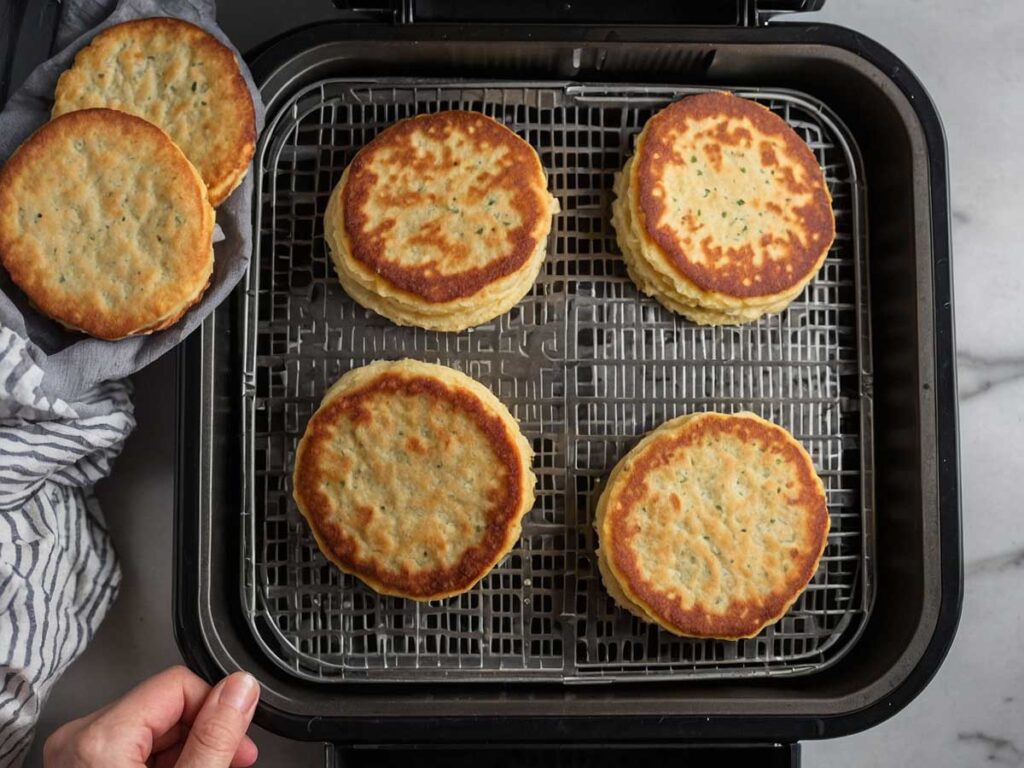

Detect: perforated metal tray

[241,80,874,684]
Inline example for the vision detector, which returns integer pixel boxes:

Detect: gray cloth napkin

[0,0,266,401]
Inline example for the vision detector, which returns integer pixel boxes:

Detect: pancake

[292,359,536,600]
[0,108,214,340]
[595,411,830,639]
[612,92,834,324]
[52,17,256,206]
[613,161,800,326]
[325,111,558,331]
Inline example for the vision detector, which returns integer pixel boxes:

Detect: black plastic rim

[174,19,961,745]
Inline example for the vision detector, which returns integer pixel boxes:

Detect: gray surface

[30,0,1024,765]
[243,80,871,684]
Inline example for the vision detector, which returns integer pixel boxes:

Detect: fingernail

[219,672,259,713]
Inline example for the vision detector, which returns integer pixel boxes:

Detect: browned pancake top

[52,17,256,207]
[635,92,834,298]
[0,108,213,339]
[604,412,830,639]
[342,110,551,303]
[292,367,529,599]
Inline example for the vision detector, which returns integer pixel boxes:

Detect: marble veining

[958,351,1024,400]
[967,547,1024,575]
[957,733,1024,766]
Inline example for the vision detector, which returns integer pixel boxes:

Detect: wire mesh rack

[241,80,874,683]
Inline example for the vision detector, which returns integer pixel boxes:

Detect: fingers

[42,667,260,768]
[42,716,89,765]
[102,665,213,739]
[41,698,113,760]
[149,733,259,768]
[151,722,186,754]
[144,671,257,762]
[229,734,260,768]
[174,672,260,768]
[153,744,187,768]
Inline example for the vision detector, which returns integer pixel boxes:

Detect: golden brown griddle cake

[292,359,535,601]
[612,166,798,326]
[0,109,214,340]
[52,17,255,206]
[595,411,830,640]
[612,92,835,324]
[325,111,557,331]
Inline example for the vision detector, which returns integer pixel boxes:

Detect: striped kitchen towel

[0,325,134,766]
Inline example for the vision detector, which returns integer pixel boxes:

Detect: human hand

[43,665,260,767]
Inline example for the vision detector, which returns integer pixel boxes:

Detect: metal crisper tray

[242,80,875,684]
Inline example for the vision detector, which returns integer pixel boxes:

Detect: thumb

[175,672,260,768]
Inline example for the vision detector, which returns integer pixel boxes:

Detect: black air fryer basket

[173,1,960,762]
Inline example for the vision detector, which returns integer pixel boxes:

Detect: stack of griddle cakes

[0,18,255,339]
[292,359,536,601]
[0,109,216,339]
[324,111,559,332]
[595,412,830,640]
[612,92,836,325]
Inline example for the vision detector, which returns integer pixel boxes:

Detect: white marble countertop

[28,0,1023,765]
[802,1,1024,765]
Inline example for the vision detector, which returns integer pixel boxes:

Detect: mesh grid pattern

[242,81,873,683]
